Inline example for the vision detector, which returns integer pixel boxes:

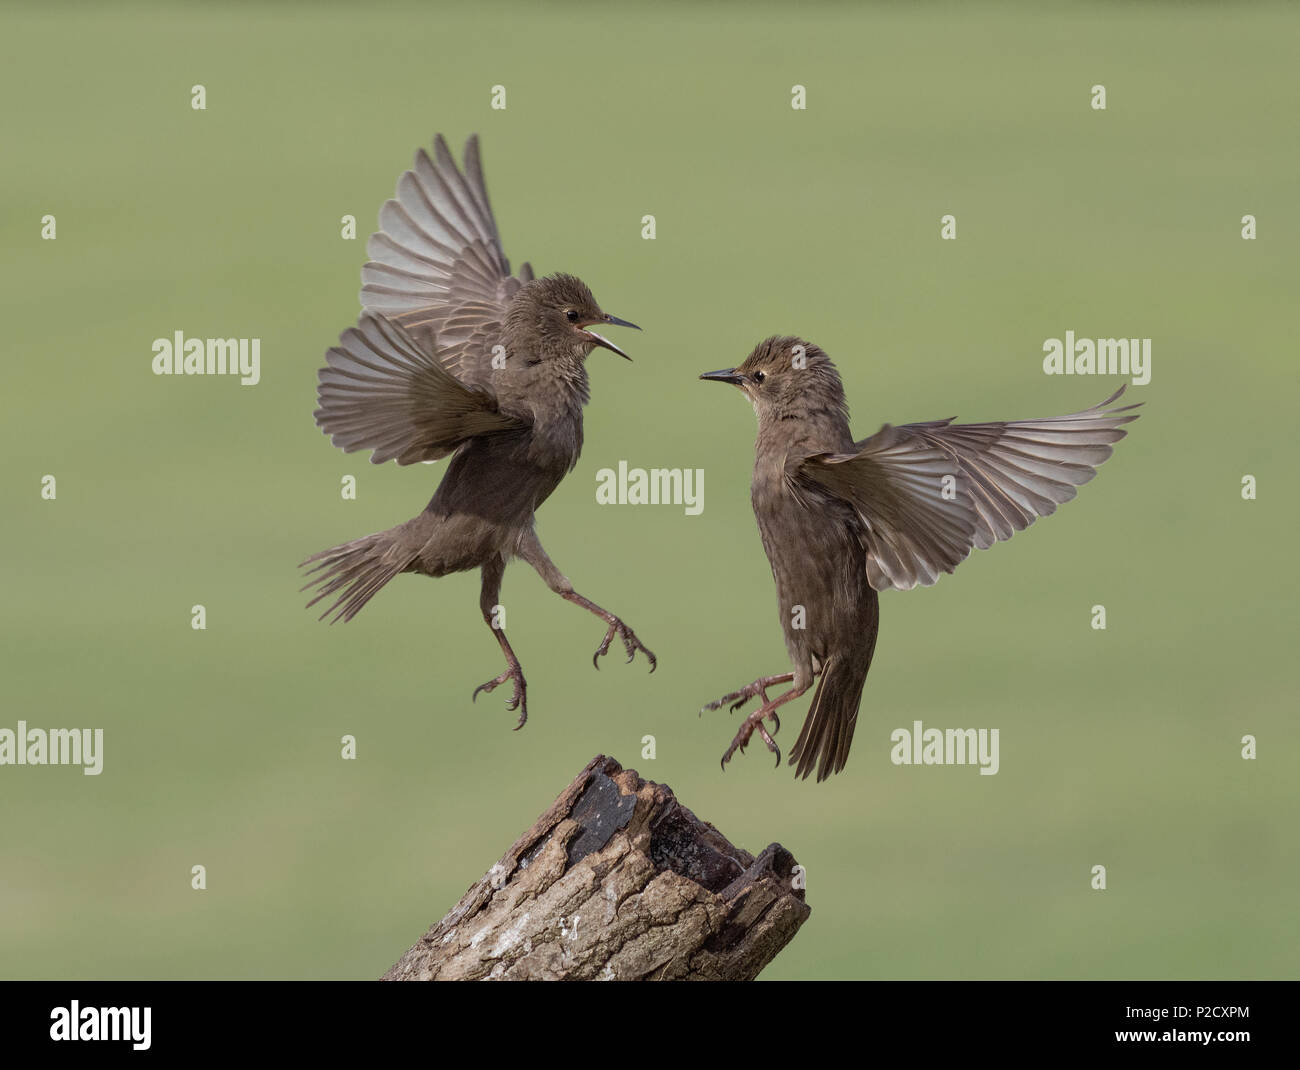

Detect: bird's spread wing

[314,312,526,466]
[359,134,533,386]
[800,386,1141,591]
[797,424,980,592]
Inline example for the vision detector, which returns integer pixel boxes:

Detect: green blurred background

[2,1,1296,980]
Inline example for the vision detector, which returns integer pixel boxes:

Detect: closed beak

[699,368,744,386]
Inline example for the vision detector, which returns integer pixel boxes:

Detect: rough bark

[382,754,810,980]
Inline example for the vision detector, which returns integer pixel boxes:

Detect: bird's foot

[592,616,657,672]
[720,704,782,771]
[472,662,528,730]
[700,673,793,716]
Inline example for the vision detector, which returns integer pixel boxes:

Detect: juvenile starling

[700,337,1139,780]
[302,135,654,728]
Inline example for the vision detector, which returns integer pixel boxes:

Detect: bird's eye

[565,309,580,323]
[753,370,766,383]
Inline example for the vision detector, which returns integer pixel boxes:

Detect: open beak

[699,368,744,386]
[584,313,640,361]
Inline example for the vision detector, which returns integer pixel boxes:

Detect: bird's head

[507,273,640,361]
[700,335,847,423]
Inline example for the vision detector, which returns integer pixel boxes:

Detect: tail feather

[788,655,870,782]
[299,529,417,623]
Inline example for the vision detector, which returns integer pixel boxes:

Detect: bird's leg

[721,682,812,771]
[470,555,528,729]
[700,672,795,716]
[516,531,656,672]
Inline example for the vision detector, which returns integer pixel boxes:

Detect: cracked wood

[382,754,810,980]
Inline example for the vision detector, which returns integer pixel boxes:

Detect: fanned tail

[299,529,417,624]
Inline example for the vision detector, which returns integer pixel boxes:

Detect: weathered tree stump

[382,754,810,980]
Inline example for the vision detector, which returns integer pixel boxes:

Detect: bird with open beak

[701,336,1140,780]
[302,134,653,730]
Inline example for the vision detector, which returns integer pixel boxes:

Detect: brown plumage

[701,337,1140,781]
[302,135,654,729]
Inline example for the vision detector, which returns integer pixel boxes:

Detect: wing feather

[802,387,1141,589]
[359,134,529,384]
[314,312,525,466]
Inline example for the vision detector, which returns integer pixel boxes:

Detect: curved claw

[592,618,657,674]
[705,680,777,718]
[472,666,528,728]
[718,700,784,772]
[703,689,749,715]
[636,643,658,674]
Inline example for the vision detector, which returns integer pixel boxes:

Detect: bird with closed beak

[700,337,1140,781]
[302,134,654,730]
